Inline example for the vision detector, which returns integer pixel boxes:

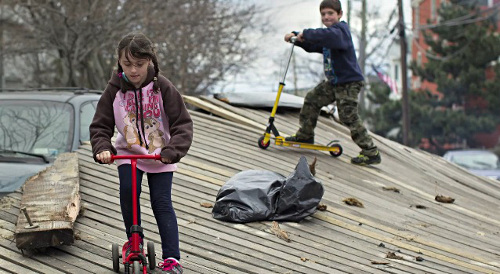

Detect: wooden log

[15,153,80,249]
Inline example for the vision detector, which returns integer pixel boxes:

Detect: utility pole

[347,0,351,24]
[358,0,367,111]
[398,0,410,145]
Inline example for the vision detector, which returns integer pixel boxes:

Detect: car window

[450,153,499,170]
[80,101,98,142]
[0,100,73,158]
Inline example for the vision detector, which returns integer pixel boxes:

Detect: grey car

[0,88,101,198]
[443,149,500,181]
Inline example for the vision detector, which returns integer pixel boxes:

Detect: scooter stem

[270,41,296,118]
[131,159,138,226]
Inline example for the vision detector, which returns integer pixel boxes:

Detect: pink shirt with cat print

[113,82,175,173]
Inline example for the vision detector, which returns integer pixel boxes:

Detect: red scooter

[110,154,160,274]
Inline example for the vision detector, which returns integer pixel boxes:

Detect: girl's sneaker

[158,258,183,274]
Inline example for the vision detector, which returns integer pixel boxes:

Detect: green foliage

[369,1,500,154]
[368,83,496,154]
[413,1,500,113]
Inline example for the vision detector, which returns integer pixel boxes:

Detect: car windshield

[0,100,73,158]
[451,152,500,170]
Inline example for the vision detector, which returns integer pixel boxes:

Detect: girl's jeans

[118,164,180,260]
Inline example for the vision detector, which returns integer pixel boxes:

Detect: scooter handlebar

[290,36,297,43]
[110,154,161,161]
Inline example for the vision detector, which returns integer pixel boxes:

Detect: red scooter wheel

[133,261,140,274]
[147,241,156,270]
[112,243,120,272]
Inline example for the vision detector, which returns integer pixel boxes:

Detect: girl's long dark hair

[116,33,160,92]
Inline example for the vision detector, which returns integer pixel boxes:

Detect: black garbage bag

[212,156,323,223]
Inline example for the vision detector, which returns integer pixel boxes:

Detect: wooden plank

[0,239,85,274]
[314,213,497,273]
[15,153,81,249]
[0,242,65,274]
[184,95,265,131]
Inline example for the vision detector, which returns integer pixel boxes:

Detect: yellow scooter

[257,37,342,157]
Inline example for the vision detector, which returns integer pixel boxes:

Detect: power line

[415,2,499,31]
[412,38,473,61]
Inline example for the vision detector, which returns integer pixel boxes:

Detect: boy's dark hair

[320,0,342,13]
[117,32,160,92]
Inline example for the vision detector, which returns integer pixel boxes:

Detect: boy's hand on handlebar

[284,32,304,43]
[284,33,295,42]
[97,150,113,164]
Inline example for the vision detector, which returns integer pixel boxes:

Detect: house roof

[1,95,500,273]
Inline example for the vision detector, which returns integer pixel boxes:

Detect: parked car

[443,149,500,181]
[0,88,101,198]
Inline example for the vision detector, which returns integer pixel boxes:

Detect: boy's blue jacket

[295,21,364,85]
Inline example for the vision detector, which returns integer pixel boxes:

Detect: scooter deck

[273,136,342,156]
[275,138,335,151]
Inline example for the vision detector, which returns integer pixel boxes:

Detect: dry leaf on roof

[309,157,317,176]
[343,197,364,208]
[200,202,213,208]
[415,205,427,209]
[270,221,291,242]
[435,195,455,203]
[386,252,403,260]
[371,261,390,265]
[382,186,400,193]
[316,203,327,211]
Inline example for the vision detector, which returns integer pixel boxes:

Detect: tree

[3,0,142,89]
[1,0,264,95]
[142,0,263,95]
[406,0,500,151]
[367,82,495,155]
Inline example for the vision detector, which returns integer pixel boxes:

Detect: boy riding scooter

[284,0,381,165]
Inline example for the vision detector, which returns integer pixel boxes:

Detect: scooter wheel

[258,136,270,149]
[147,241,156,270]
[133,261,140,274]
[111,243,120,273]
[329,144,343,157]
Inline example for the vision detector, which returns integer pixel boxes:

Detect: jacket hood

[109,66,156,92]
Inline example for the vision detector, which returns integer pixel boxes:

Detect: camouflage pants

[295,80,378,156]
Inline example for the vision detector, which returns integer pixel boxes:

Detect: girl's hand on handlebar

[97,150,113,164]
[161,157,172,164]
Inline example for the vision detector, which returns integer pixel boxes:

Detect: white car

[443,149,500,181]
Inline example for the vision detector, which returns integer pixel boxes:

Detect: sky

[216,0,412,94]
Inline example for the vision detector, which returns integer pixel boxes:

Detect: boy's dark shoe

[285,134,314,144]
[351,151,381,165]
